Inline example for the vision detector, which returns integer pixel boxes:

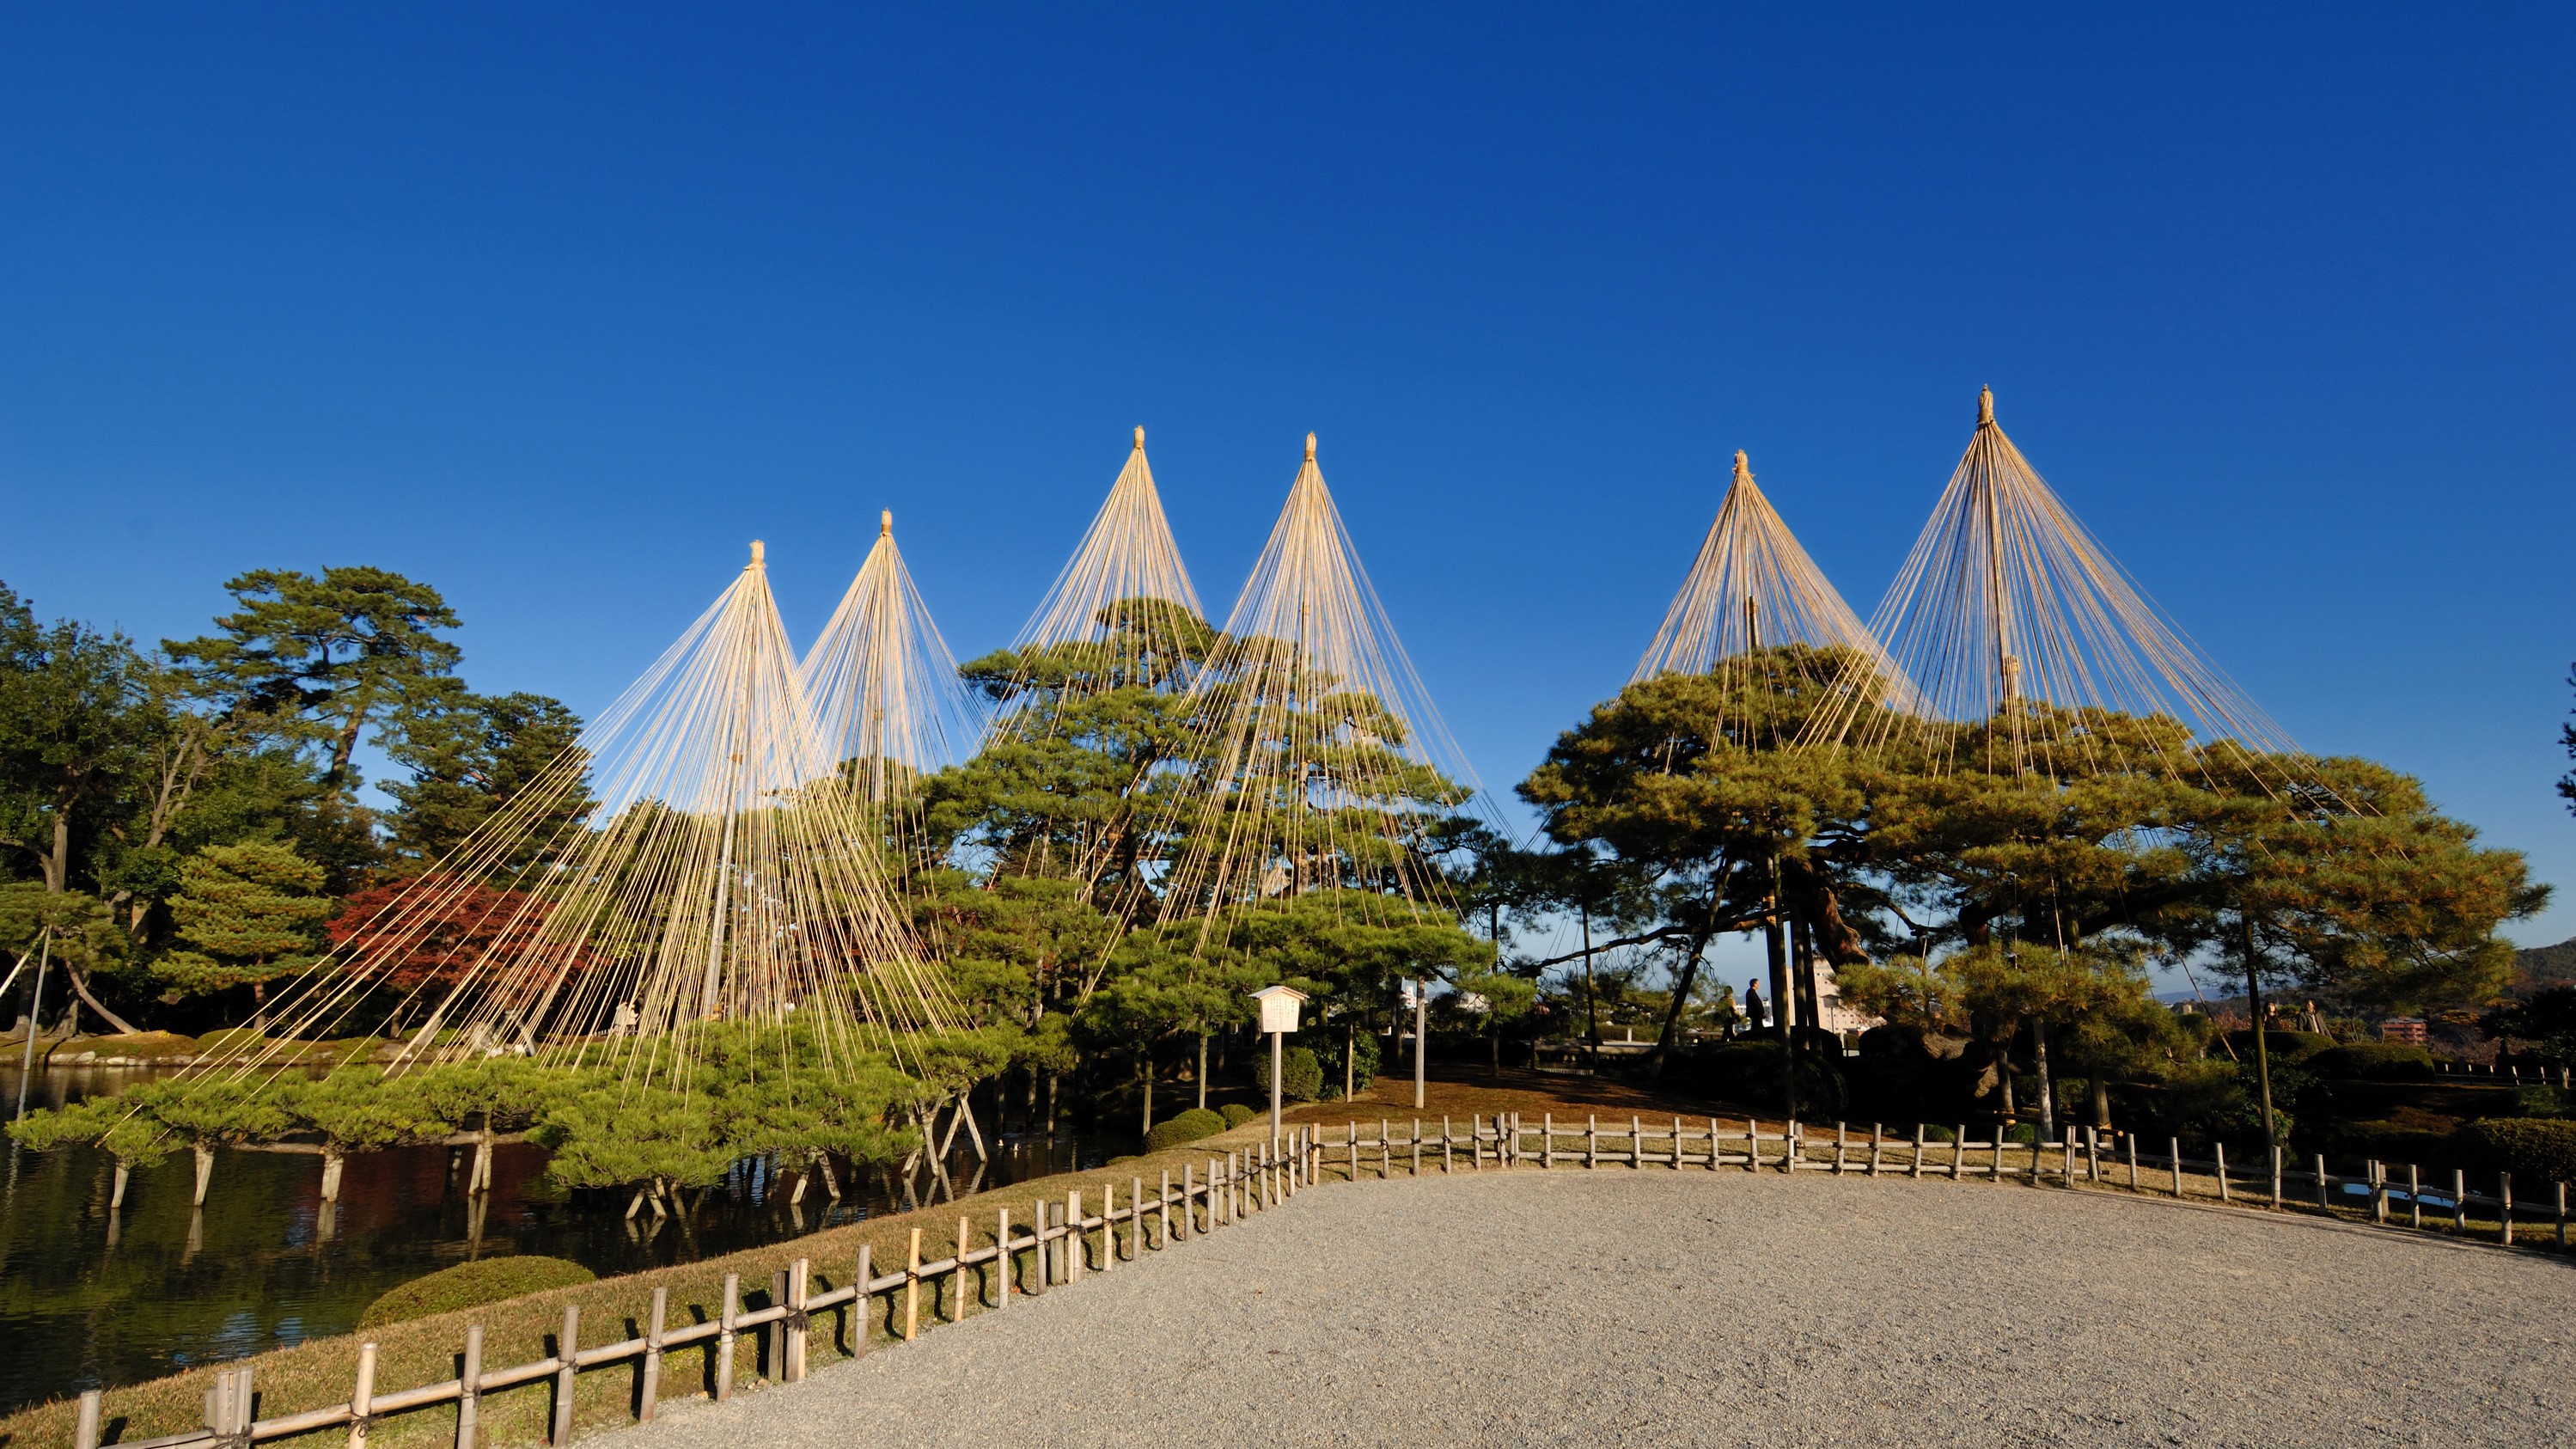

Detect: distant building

[1811,959,1882,1037]
[2378,1018,2427,1045]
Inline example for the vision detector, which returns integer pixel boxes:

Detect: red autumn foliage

[329,872,584,994]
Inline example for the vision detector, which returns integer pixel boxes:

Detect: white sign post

[1249,985,1307,1152]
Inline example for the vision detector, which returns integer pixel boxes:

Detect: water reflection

[0,1065,1116,1415]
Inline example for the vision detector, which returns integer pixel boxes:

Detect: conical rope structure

[1633,448,1909,738]
[801,511,982,862]
[219,541,956,1096]
[1011,425,1204,666]
[1809,388,2294,780]
[1156,433,1487,936]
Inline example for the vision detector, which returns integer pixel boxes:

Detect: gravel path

[597,1172,2573,1447]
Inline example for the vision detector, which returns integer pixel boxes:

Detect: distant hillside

[2513,938,2576,995]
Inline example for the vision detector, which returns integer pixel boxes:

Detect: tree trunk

[1196,1033,1209,1110]
[1646,932,1712,1081]
[2242,917,2277,1157]
[2033,1018,2056,1138]
[1139,1054,1154,1137]
[46,808,70,893]
[2090,1075,2112,1132]
[63,969,136,1035]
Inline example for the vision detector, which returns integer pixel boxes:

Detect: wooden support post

[1957,1126,1970,1181]
[715,1274,739,1399]
[1911,1124,1925,1180]
[1378,1125,1389,1181]
[2555,1181,2567,1246]
[2085,1126,2098,1183]
[639,1287,666,1421]
[1746,1118,1760,1173]
[1349,1123,1359,1182]
[1584,1114,1597,1168]
[1833,1122,1847,1175]
[550,1305,578,1446]
[2214,1142,2231,1203]
[2314,1154,2329,1212]
[1132,1176,1145,1257]
[1444,1116,1455,1173]
[74,1391,101,1449]
[349,1342,376,1449]
[1786,1121,1801,1175]
[2500,1173,2513,1246]
[2125,1133,2137,1189]
[1869,1123,1883,1177]
[1069,1189,1084,1282]
[2269,1146,2283,1208]
[2408,1166,2421,1229]
[1543,1113,1555,1169]
[1628,1115,1642,1168]
[456,1325,481,1448]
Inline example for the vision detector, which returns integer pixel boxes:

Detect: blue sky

[3,6,2572,969]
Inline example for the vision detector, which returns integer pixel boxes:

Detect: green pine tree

[153,841,333,1013]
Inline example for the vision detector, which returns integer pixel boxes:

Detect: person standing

[1743,980,1767,1039]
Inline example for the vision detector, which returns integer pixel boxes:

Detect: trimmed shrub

[1219,1104,1259,1128]
[1254,1045,1325,1102]
[1145,1107,1226,1152]
[359,1256,595,1330]
[1309,1030,1380,1098]
[2305,1042,2435,1080]
[2450,1118,2576,1186]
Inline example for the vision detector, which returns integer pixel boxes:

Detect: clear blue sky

[4,7,2572,963]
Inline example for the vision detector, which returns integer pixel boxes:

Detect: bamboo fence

[60,1113,2567,1449]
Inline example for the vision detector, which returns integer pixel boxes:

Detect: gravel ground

[597,1171,2573,1448]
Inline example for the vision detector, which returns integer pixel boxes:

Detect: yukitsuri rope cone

[1808,387,2294,782]
[1155,433,1490,937]
[217,541,956,1091]
[1633,449,1887,687]
[1010,425,1205,676]
[801,510,982,864]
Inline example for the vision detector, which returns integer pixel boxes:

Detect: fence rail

[63,1110,2568,1449]
[69,1128,1328,1449]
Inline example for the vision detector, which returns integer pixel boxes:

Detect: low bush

[1254,1045,1325,1103]
[1144,1107,1226,1152]
[360,1256,596,1330]
[1219,1104,1259,1128]
[2448,1118,2576,1186]
[2305,1042,2435,1080]
[2225,1030,2336,1064]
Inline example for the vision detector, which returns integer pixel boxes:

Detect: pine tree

[383,691,593,875]
[154,841,333,1012]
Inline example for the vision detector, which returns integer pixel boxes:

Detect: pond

[0,1066,1119,1416]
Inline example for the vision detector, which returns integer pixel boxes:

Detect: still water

[0,1067,1114,1416]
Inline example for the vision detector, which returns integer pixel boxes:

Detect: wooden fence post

[1869,1124,1883,1177]
[1910,1124,1925,1180]
[2270,1146,2283,1209]
[2313,1154,2329,1213]
[2406,1167,2420,1230]
[764,1271,787,1380]
[2214,1143,2231,1204]
[456,1325,481,1447]
[1585,1115,1597,1169]
[904,1227,923,1338]
[716,1273,739,1399]
[855,1244,875,1347]
[2170,1139,2183,1198]
[1132,1176,1146,1257]
[1443,1116,1455,1173]
[2369,1163,2386,1225]
[74,1390,102,1449]
[2124,1132,2137,1190]
[1745,1118,1760,1173]
[639,1287,666,1421]
[786,1258,810,1381]
[550,1305,578,1446]
[1413,1119,1424,1177]
[349,1342,376,1449]
[1833,1122,1847,1175]
[1957,1126,1970,1182]
[2500,1173,2513,1246]
[1786,1121,1801,1175]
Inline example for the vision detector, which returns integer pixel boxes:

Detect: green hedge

[2449,1118,2576,1186]
[1254,1046,1324,1102]
[1144,1108,1226,1152]
[1219,1104,1259,1128]
[359,1256,597,1330]
[2306,1042,2435,1080]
